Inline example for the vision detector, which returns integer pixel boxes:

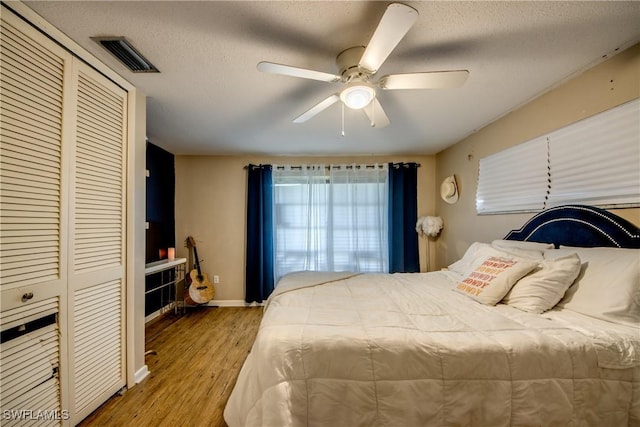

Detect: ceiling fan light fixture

[340,84,376,110]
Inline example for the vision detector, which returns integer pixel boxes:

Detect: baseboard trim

[134,365,150,384]
[144,303,176,323]
[205,300,264,307]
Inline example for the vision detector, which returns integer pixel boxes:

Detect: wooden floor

[79,306,263,427]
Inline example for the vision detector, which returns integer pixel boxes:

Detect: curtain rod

[244,163,420,170]
[274,164,388,171]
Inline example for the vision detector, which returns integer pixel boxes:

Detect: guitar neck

[193,246,203,278]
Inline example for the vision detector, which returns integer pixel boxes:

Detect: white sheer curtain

[273,164,388,280]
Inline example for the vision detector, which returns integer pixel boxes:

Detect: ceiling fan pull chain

[341,102,345,137]
[370,102,375,127]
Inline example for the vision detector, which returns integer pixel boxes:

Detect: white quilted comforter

[224,271,640,426]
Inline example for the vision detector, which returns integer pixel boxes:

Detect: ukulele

[184,236,215,305]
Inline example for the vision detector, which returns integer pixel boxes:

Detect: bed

[224,205,640,426]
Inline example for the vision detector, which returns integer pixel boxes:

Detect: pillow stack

[451,243,540,305]
[449,240,582,313]
[450,240,640,322]
[455,254,538,305]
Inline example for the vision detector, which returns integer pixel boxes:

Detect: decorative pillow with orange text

[455,255,538,305]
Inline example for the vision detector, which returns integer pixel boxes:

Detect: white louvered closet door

[0,8,70,425]
[0,5,69,305]
[1,5,130,425]
[67,60,128,422]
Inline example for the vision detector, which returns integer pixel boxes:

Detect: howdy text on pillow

[457,256,518,296]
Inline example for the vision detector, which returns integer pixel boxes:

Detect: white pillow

[552,246,640,325]
[502,253,581,313]
[492,239,554,251]
[454,249,539,305]
[448,242,491,275]
[449,242,542,276]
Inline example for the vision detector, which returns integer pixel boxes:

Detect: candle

[159,248,167,259]
[168,247,175,260]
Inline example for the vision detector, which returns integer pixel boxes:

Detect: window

[477,136,549,214]
[476,98,639,214]
[273,164,388,280]
[547,99,639,207]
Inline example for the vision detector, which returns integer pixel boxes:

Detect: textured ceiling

[23,1,640,156]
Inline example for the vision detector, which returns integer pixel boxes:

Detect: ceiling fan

[257,3,469,129]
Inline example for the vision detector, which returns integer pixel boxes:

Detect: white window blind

[476,98,639,214]
[476,136,549,214]
[547,98,640,207]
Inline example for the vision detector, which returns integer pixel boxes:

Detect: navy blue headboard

[504,205,640,249]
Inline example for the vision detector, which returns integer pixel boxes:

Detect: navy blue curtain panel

[388,162,420,273]
[245,164,275,303]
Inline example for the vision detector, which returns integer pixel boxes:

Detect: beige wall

[175,155,435,302]
[435,43,640,268]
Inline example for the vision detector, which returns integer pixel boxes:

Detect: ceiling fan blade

[363,98,390,128]
[293,94,340,123]
[358,3,418,74]
[379,70,469,90]
[257,61,340,83]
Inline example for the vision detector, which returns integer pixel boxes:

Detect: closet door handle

[22,292,34,302]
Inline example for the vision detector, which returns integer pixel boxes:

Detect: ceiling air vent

[91,36,159,73]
